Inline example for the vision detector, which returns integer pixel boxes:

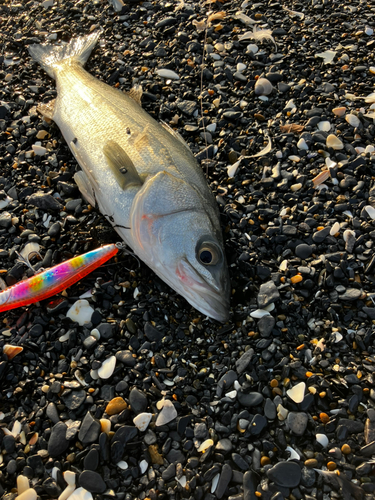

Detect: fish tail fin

[28,31,101,79]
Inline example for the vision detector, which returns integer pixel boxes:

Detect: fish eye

[198,245,220,266]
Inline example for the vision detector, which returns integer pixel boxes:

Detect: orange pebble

[270,379,278,388]
[260,456,271,466]
[327,461,337,471]
[341,444,351,455]
[305,371,313,378]
[291,274,303,284]
[296,344,305,351]
[320,412,330,424]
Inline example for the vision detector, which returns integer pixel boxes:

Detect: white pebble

[291,183,302,192]
[59,485,75,500]
[365,205,375,219]
[11,420,22,437]
[246,43,258,54]
[156,69,179,80]
[15,490,37,500]
[345,114,360,128]
[64,471,76,486]
[227,160,241,178]
[297,138,308,150]
[0,195,12,210]
[365,145,375,154]
[156,399,177,426]
[66,300,94,326]
[365,26,374,36]
[206,123,217,133]
[277,404,288,420]
[64,487,92,500]
[116,461,128,470]
[316,433,329,448]
[133,413,152,432]
[275,150,283,159]
[288,155,300,162]
[90,328,100,340]
[236,62,247,72]
[326,134,344,150]
[41,0,54,7]
[176,476,187,487]
[325,157,336,169]
[17,476,30,495]
[330,222,340,235]
[32,144,47,156]
[139,459,148,474]
[198,438,214,453]
[286,446,300,461]
[225,390,237,399]
[333,331,343,343]
[286,382,306,403]
[317,121,331,132]
[211,473,220,493]
[250,309,270,318]
[98,356,116,380]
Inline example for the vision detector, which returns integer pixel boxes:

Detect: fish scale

[28,31,230,321]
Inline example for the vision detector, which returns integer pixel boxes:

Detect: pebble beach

[1,0,375,499]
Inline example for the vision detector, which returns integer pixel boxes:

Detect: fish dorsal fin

[128,84,143,106]
[103,140,143,189]
[37,99,56,121]
[74,171,96,207]
[160,120,191,152]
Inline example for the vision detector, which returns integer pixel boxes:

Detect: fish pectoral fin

[128,84,143,106]
[103,140,143,189]
[74,171,96,207]
[37,99,56,121]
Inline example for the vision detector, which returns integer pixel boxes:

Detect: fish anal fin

[37,99,56,121]
[128,84,143,106]
[74,171,96,207]
[103,140,143,189]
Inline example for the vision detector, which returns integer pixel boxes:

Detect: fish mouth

[176,261,230,322]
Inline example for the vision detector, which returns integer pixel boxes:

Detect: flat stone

[115,350,136,367]
[338,418,364,433]
[258,315,275,337]
[235,349,254,374]
[215,463,232,499]
[243,470,258,500]
[78,413,101,445]
[295,243,313,259]
[79,470,106,494]
[106,397,127,416]
[264,398,276,420]
[257,281,280,308]
[129,387,148,414]
[215,438,232,454]
[249,414,267,435]
[287,412,308,436]
[110,440,124,463]
[27,192,62,210]
[312,227,331,243]
[237,391,264,408]
[84,448,99,471]
[267,461,301,487]
[339,288,362,301]
[112,425,138,446]
[62,389,86,410]
[48,422,69,458]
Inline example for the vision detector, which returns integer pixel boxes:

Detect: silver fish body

[28,32,230,321]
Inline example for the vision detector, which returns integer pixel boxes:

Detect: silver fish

[28,32,230,321]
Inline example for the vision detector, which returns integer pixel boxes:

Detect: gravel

[0,0,375,499]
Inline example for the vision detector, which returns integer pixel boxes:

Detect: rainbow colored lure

[0,244,118,313]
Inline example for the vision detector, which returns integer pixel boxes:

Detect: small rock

[79,471,106,494]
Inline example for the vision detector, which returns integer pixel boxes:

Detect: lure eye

[198,245,220,266]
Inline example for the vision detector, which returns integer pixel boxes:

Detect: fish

[28,32,230,321]
[0,244,118,313]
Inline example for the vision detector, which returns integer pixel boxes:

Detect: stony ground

[0,0,375,499]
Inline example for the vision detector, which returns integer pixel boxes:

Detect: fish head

[130,172,230,321]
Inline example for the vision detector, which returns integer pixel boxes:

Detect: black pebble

[79,470,106,494]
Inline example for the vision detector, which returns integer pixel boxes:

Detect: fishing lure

[0,244,119,313]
